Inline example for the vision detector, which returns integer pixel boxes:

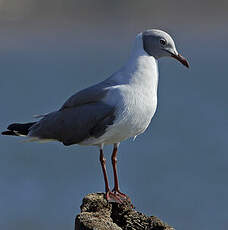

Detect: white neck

[115,33,159,96]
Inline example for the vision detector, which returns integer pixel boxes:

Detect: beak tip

[179,54,189,69]
[172,53,190,69]
[185,61,190,69]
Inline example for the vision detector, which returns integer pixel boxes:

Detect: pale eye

[160,39,166,46]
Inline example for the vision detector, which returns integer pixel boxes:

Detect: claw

[112,189,131,202]
[106,190,123,204]
[105,189,131,204]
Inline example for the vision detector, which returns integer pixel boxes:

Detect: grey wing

[30,77,117,145]
[29,102,115,146]
[60,80,115,110]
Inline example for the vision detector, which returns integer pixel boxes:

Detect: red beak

[171,53,189,68]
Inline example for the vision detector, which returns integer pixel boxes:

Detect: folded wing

[29,81,116,146]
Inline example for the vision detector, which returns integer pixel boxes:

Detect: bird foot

[106,189,131,204]
[112,189,131,202]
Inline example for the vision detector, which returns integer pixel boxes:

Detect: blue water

[0,36,228,230]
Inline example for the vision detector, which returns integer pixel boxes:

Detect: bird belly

[79,88,157,146]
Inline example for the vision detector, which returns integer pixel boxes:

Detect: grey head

[142,29,189,68]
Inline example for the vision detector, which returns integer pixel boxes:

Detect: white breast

[103,54,158,143]
[107,85,157,142]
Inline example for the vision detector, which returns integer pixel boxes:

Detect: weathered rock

[75,193,175,230]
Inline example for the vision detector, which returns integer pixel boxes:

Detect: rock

[75,193,175,230]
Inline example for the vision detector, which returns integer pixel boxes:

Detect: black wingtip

[5,122,36,136]
[2,130,18,136]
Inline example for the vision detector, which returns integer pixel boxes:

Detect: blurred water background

[0,1,228,229]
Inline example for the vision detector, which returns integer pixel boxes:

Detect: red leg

[99,148,109,193]
[99,147,122,204]
[111,143,131,202]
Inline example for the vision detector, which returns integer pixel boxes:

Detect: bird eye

[160,39,166,46]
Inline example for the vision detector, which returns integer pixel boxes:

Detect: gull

[2,29,189,203]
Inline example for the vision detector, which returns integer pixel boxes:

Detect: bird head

[142,29,189,68]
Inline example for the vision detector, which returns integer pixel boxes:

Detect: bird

[2,29,189,203]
